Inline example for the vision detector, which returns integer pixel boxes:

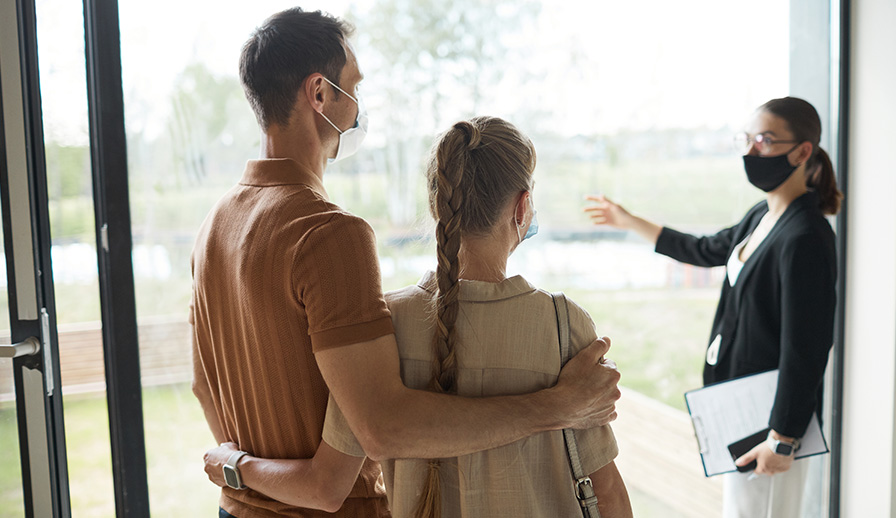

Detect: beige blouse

[323,272,618,517]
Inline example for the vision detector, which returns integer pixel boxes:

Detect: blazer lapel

[712,193,813,368]
[731,193,811,295]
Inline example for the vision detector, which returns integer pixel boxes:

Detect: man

[191,8,621,517]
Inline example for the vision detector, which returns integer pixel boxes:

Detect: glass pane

[0,230,24,518]
[116,1,825,517]
[346,1,788,514]
[35,0,116,515]
[345,1,788,515]
[118,0,277,512]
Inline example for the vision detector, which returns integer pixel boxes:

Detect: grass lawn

[0,384,220,517]
[565,286,719,411]
[2,381,703,517]
[0,400,24,517]
[1,284,719,516]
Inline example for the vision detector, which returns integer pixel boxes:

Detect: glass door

[0,0,71,515]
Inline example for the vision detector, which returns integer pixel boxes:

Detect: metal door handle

[0,336,41,358]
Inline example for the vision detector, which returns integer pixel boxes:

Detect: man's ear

[304,73,327,113]
[514,191,530,225]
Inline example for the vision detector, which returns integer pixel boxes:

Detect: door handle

[0,336,41,358]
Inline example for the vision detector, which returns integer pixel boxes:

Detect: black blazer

[656,191,836,438]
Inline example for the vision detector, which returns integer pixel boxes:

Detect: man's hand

[201,440,363,511]
[554,336,621,429]
[204,442,241,487]
[735,431,795,476]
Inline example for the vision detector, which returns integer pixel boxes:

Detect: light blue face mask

[516,199,538,243]
[524,211,539,240]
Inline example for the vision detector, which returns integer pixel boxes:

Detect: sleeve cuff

[310,316,395,352]
[654,226,675,255]
[575,425,619,475]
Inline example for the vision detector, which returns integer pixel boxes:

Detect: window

[1,0,840,515]
[117,0,790,513]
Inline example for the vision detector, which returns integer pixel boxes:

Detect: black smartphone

[727,427,771,472]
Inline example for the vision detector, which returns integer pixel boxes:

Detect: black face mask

[742,147,800,192]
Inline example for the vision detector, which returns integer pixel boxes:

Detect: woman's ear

[794,141,814,166]
[514,191,530,225]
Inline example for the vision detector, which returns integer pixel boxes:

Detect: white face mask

[318,77,368,164]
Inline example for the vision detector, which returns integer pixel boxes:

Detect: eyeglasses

[734,132,800,154]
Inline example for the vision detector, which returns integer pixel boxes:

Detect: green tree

[343,0,541,227]
[44,142,93,240]
[164,62,257,187]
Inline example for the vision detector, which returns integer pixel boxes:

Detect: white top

[713,234,754,365]
[727,211,779,287]
[727,236,750,286]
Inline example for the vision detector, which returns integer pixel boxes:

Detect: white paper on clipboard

[684,369,828,477]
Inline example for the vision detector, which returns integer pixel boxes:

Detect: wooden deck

[613,387,723,517]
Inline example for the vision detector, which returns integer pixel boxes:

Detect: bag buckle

[575,476,598,506]
[575,476,593,496]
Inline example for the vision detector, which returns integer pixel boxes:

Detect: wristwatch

[767,432,800,456]
[223,450,249,490]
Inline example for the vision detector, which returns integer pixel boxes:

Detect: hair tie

[453,121,482,151]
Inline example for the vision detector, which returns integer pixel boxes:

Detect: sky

[33,0,790,145]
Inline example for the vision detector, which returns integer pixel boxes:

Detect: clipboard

[684,369,828,477]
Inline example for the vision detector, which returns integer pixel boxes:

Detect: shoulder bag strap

[552,292,601,518]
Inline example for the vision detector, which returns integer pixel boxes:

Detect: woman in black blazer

[585,97,841,518]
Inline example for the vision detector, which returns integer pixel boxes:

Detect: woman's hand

[584,194,635,230]
[584,194,663,245]
[204,442,241,487]
[734,431,795,476]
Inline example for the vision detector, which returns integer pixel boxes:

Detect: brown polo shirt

[191,158,393,518]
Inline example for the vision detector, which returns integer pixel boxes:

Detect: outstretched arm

[204,441,365,513]
[584,194,662,245]
[315,333,620,461]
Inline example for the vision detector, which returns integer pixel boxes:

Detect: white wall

[841,0,896,515]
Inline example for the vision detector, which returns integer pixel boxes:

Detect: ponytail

[414,121,480,518]
[806,147,842,215]
[760,97,842,215]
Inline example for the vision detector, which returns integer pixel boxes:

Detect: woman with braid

[205,116,632,517]
[332,115,631,517]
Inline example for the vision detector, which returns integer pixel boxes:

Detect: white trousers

[722,458,811,518]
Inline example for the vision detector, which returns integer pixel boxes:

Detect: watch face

[223,465,241,489]
[774,442,794,455]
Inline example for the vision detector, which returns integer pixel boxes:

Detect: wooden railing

[0,316,192,400]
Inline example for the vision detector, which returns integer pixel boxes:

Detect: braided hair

[414,116,536,518]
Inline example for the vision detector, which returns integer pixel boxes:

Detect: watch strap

[223,450,249,490]
[767,433,800,456]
